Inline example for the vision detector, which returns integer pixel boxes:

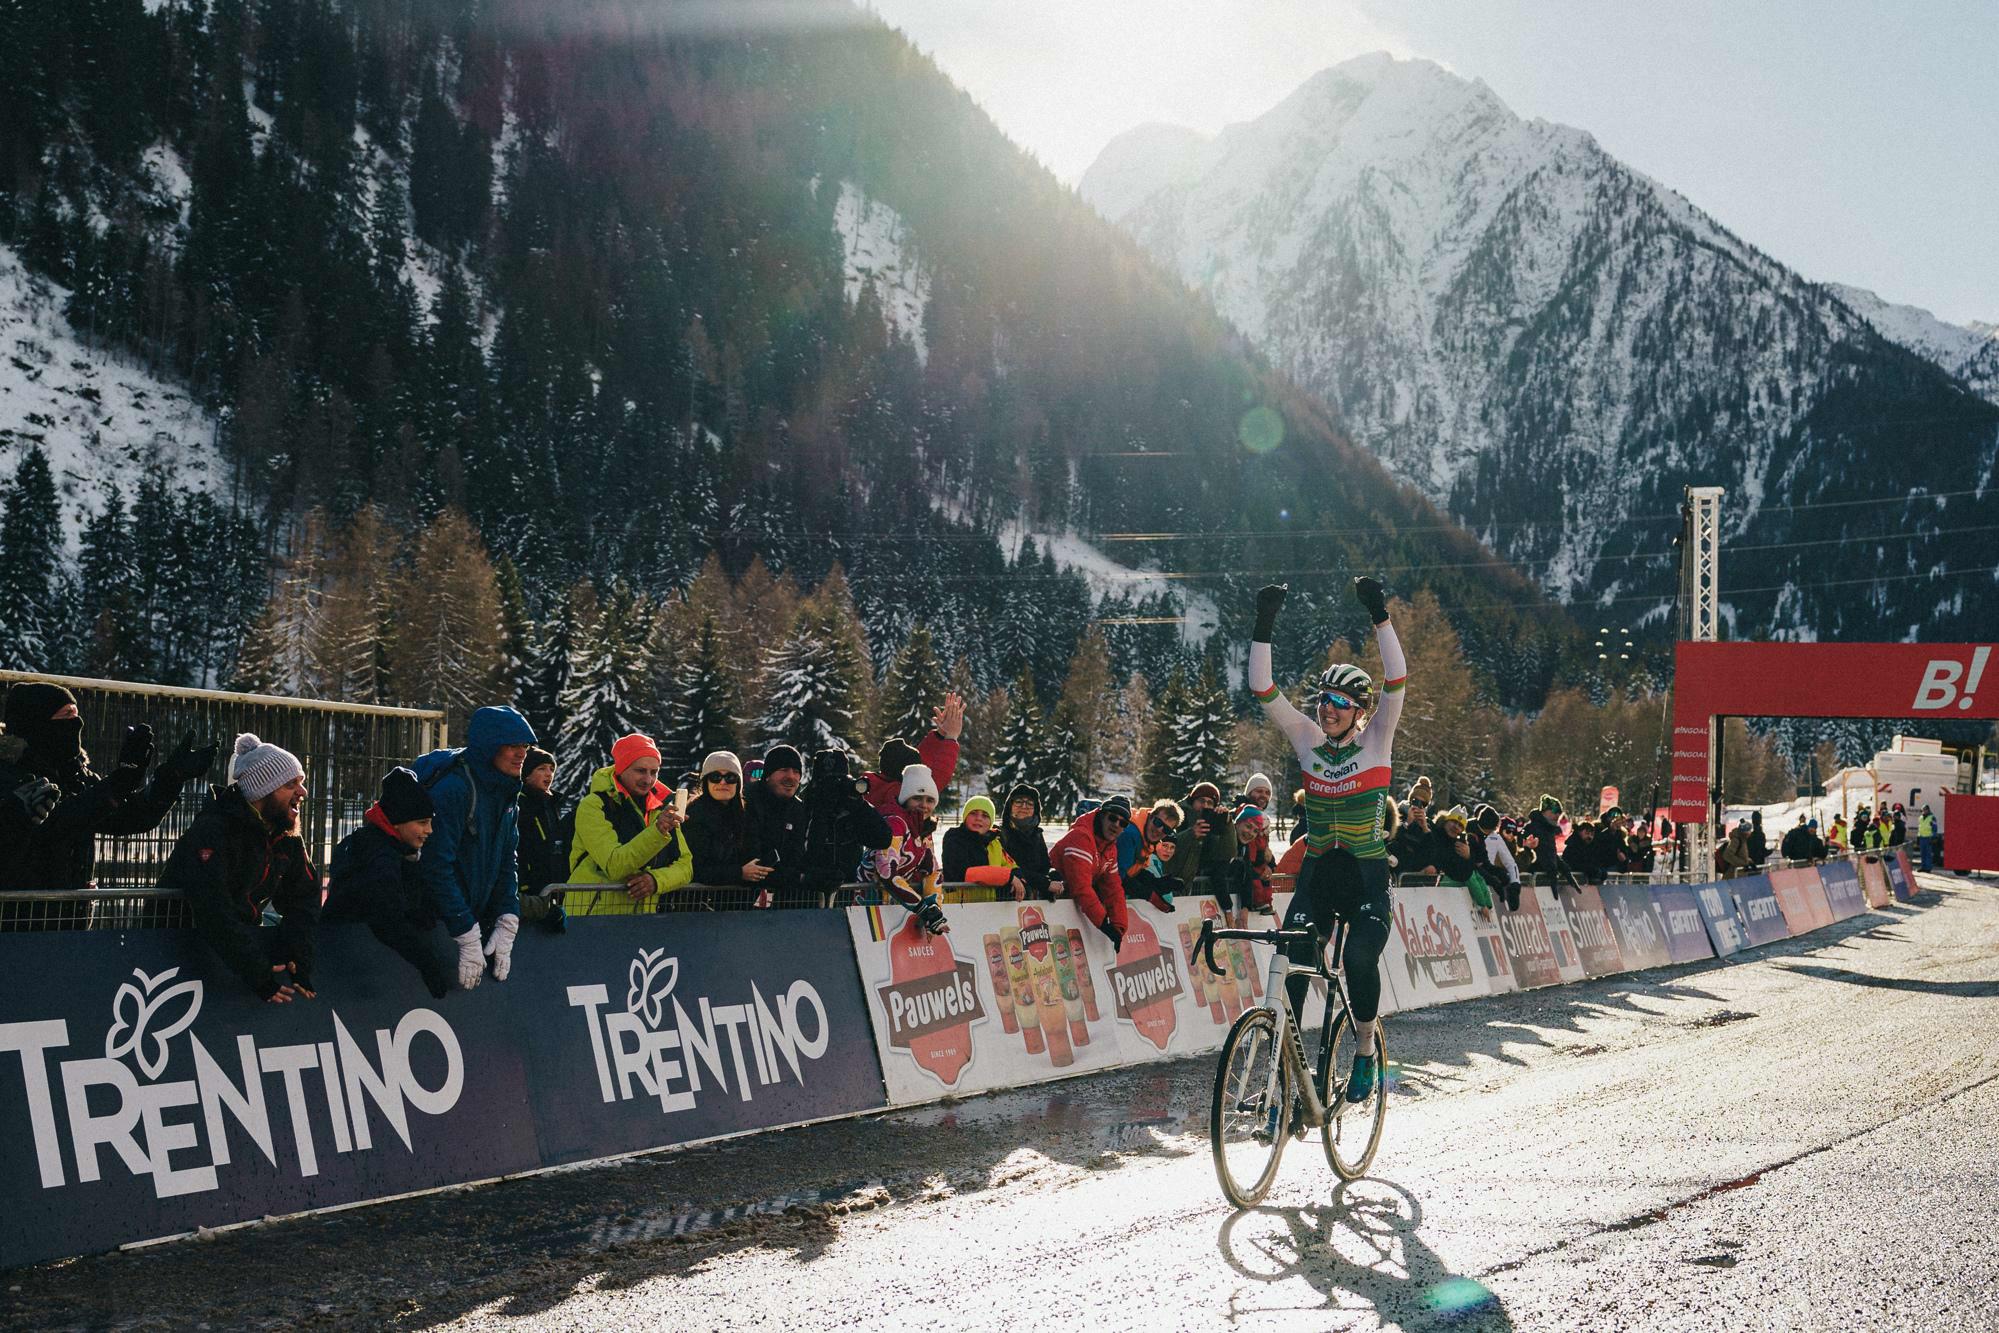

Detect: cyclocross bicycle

[1195,916,1389,1207]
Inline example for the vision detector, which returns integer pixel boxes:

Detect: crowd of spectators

[0,676,1942,997]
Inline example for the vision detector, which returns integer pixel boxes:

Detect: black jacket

[0,733,185,891]
[797,779,892,892]
[941,824,1006,883]
[1524,811,1565,877]
[159,786,319,998]
[683,794,748,886]
[325,815,452,998]
[1165,808,1237,889]
[996,783,1052,898]
[744,780,809,891]
[1388,821,1443,875]
[516,787,568,893]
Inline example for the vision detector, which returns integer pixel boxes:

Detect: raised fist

[1354,576,1388,624]
[1252,583,1289,641]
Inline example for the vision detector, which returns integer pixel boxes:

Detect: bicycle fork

[1258,959,1329,1136]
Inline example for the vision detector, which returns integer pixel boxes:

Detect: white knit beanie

[899,763,939,804]
[1246,771,1273,796]
[231,733,304,802]
[699,750,744,781]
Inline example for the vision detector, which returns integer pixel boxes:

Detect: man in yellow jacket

[569,732,693,910]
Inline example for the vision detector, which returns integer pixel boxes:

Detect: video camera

[807,747,869,801]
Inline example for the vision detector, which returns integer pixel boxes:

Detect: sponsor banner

[1690,881,1749,956]
[1767,867,1833,934]
[0,928,513,1268]
[1887,847,1917,901]
[1725,875,1791,947]
[1943,792,1999,872]
[1649,885,1719,964]
[1466,904,1518,995]
[1819,860,1869,920]
[847,901,1124,1105]
[1536,888,1588,983]
[525,912,884,1166]
[1384,884,1489,1009]
[1857,855,1893,908]
[1111,898,1279,1061]
[1562,887,1628,977]
[1495,889,1564,989]
[1599,885,1674,971]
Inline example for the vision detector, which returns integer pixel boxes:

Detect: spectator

[745,745,810,896]
[864,694,964,817]
[1827,814,1849,854]
[413,705,537,989]
[866,764,949,934]
[1917,805,1938,871]
[1,681,217,892]
[1566,820,1607,886]
[1477,806,1522,911]
[1225,801,1277,918]
[1387,799,1439,875]
[1889,806,1908,847]
[1525,795,1565,879]
[1720,821,1754,877]
[683,751,760,890]
[325,768,453,997]
[1165,781,1235,891]
[571,732,693,910]
[796,748,892,893]
[1626,817,1656,873]
[1431,808,1491,906]
[515,746,568,930]
[1597,808,1634,878]
[942,795,1027,898]
[1122,799,1186,912]
[1747,810,1769,868]
[997,782,1054,899]
[1244,773,1276,824]
[1052,793,1132,952]
[1779,815,1816,864]
[1289,787,1306,840]
[161,734,317,1002]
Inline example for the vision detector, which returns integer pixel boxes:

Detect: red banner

[1671,642,1999,822]
[1943,793,1999,872]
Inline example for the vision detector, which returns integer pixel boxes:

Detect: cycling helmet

[1315,662,1376,711]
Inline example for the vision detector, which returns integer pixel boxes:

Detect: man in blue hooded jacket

[413,705,537,989]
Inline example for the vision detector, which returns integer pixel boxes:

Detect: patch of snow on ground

[0,245,220,546]
[998,521,1222,650]
[833,181,929,365]
[141,141,192,230]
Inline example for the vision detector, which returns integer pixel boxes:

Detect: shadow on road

[1774,962,1999,997]
[1215,1179,1512,1330]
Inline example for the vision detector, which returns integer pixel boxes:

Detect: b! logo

[1913,647,1992,711]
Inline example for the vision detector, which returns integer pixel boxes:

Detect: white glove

[484,913,521,981]
[453,927,485,990]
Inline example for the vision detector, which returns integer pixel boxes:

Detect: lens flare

[1238,405,1285,454]
[1422,1277,1499,1317]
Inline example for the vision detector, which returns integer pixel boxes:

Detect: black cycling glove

[1354,576,1389,625]
[1252,583,1288,642]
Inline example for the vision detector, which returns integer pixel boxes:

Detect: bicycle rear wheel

[1322,1011,1387,1181]
[1210,1006,1293,1208]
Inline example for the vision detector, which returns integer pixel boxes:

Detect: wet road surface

[9,873,1998,1331]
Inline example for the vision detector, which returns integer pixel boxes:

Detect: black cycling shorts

[1282,848,1392,1024]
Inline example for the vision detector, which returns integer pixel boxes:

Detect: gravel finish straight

[7,874,1996,1331]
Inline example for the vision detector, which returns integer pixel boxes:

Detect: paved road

[10,873,1998,1331]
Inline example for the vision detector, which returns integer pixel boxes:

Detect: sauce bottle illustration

[983,932,1018,1035]
[1002,926,1043,1054]
[1066,927,1102,1022]
[1019,905,1073,1067]
[890,914,972,1086]
[1052,931,1090,1047]
[1179,920,1224,1023]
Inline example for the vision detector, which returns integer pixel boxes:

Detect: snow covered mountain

[1825,284,1999,406]
[1081,53,1999,641]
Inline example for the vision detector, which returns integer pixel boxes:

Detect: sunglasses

[704,773,739,786]
[1316,690,1360,711]
[1101,810,1130,828]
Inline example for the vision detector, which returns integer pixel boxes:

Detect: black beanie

[764,744,804,774]
[3,681,82,759]
[879,737,921,779]
[379,767,436,824]
[523,746,555,781]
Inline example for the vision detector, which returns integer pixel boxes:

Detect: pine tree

[233,514,331,696]
[1037,710,1086,814]
[0,446,69,671]
[662,611,738,774]
[492,552,536,712]
[558,580,649,791]
[987,669,1045,799]
[1140,668,1190,801]
[522,580,592,749]
[385,508,504,731]
[1054,623,1114,792]
[1168,659,1238,796]
[755,614,863,755]
[78,484,143,677]
[313,505,395,703]
[1102,672,1152,789]
[882,622,944,744]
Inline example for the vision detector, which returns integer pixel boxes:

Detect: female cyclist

[1247,577,1404,1104]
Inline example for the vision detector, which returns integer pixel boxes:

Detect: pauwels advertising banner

[1725,875,1792,948]
[847,901,1125,1105]
[1819,860,1869,920]
[1104,898,1276,1060]
[1598,885,1675,971]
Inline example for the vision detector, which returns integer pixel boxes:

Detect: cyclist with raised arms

[1247,577,1403,1105]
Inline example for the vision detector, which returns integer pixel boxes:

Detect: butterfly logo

[105,967,204,1080]
[625,948,679,1028]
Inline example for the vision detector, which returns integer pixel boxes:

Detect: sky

[861,0,1999,326]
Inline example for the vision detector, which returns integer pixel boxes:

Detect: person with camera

[798,748,893,894]
[1164,781,1237,892]
[1,680,218,892]
[866,763,950,935]
[571,732,694,912]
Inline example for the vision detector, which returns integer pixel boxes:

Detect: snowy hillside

[1826,283,1999,405]
[0,244,219,544]
[831,180,930,365]
[1081,53,1999,643]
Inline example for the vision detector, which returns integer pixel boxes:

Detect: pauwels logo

[1107,913,1182,1052]
[875,919,982,1086]
[1391,901,1474,990]
[568,946,833,1111]
[2,968,465,1198]
[1913,647,1992,711]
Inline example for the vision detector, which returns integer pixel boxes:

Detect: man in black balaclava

[0,681,218,891]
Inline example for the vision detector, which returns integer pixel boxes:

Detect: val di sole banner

[1726,875,1792,948]
[0,917,887,1269]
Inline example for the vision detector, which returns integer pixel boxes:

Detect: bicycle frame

[1201,918,1354,1130]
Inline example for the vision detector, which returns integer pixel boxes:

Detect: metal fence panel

[2,671,444,890]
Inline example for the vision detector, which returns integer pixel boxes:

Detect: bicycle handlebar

[1193,918,1328,979]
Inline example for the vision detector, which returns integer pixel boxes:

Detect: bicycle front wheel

[1211,1005,1293,1208]
[1322,1011,1388,1181]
